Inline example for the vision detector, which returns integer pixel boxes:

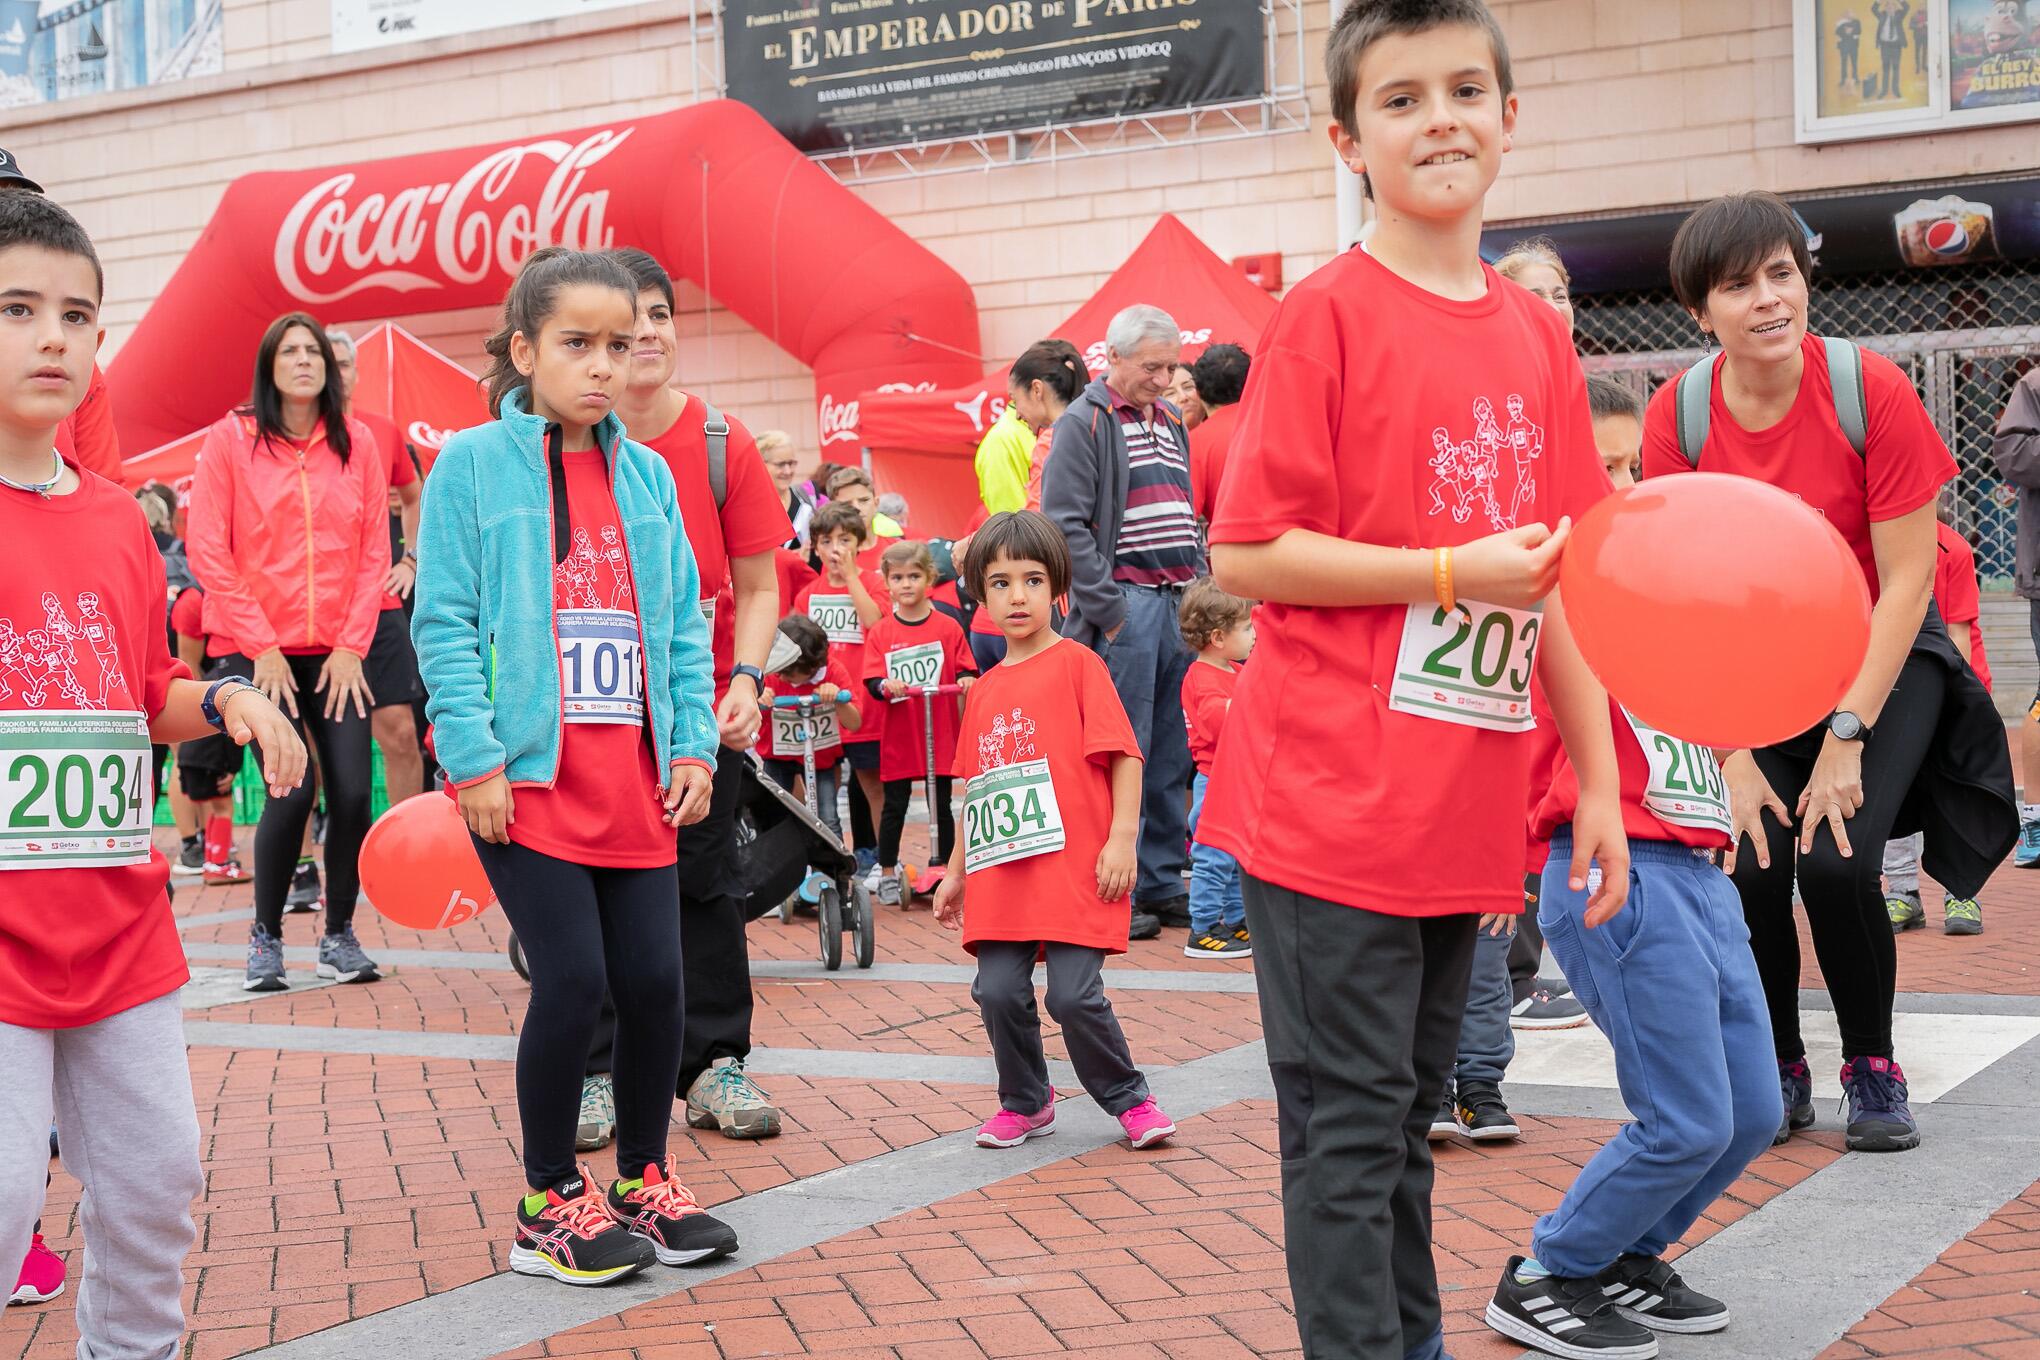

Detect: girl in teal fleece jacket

[411,248,737,1287]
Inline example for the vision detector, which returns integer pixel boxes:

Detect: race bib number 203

[1388,601,1540,733]
[0,710,152,870]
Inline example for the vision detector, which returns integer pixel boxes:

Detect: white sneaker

[685,1057,782,1139]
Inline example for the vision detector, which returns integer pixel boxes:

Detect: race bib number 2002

[1388,601,1540,733]
[885,641,945,701]
[1,710,152,870]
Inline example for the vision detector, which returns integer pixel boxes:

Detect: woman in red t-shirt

[933,512,1177,1152]
[1642,192,2014,1154]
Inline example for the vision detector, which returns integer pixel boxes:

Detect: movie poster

[1949,0,2040,110]
[1814,0,1933,118]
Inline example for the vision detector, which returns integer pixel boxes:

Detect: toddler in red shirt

[861,539,975,901]
[757,613,862,839]
[0,193,305,1360]
[934,512,1177,1152]
[800,500,887,873]
[1178,579,1254,960]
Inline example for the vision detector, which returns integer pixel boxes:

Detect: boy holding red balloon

[1202,4,1632,1356]
[0,192,306,1360]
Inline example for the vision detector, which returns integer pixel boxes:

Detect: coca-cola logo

[407,420,455,450]
[275,129,635,306]
[819,394,860,446]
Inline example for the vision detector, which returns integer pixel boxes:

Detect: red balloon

[359,793,496,931]
[1558,473,1872,750]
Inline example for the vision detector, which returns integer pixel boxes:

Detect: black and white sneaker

[1455,1080,1521,1142]
[1428,1089,1458,1142]
[1596,1253,1729,1334]
[172,835,205,876]
[1486,1256,1658,1359]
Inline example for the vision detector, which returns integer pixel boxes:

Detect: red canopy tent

[119,322,487,490]
[856,214,1279,534]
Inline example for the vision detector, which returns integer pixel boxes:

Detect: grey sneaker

[285,861,323,914]
[875,873,904,906]
[172,836,205,876]
[243,923,287,992]
[1510,988,1589,1031]
[685,1057,782,1139]
[316,925,381,983]
[576,1074,617,1151]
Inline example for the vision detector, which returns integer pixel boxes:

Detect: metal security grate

[1574,261,2040,595]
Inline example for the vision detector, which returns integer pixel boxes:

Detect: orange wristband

[1433,546,1456,615]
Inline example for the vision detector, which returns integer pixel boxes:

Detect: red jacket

[186,411,390,657]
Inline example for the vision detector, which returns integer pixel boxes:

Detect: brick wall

[9,0,2040,466]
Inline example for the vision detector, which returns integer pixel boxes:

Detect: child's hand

[882,678,906,699]
[1452,518,1572,608]
[1478,912,1516,937]
[933,874,964,929]
[759,687,776,707]
[458,773,515,844]
[1096,834,1136,903]
[1572,791,1632,929]
[662,762,715,827]
[222,687,307,797]
[958,675,975,693]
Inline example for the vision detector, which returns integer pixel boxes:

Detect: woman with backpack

[1640,191,2016,1156]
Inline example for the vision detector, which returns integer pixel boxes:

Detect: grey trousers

[971,941,1148,1117]
[1454,921,1518,1088]
[1245,875,1476,1360]
[1,992,203,1360]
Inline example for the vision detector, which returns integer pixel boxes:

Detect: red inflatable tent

[107,99,982,458]
[119,322,488,489]
[857,214,1279,533]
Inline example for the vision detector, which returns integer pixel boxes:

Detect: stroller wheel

[508,932,530,982]
[817,884,843,972]
[852,880,876,969]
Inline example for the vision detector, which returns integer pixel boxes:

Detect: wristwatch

[730,663,765,693]
[202,677,256,731]
[1828,710,1873,742]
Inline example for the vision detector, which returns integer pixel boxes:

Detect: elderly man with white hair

[1042,304,1200,941]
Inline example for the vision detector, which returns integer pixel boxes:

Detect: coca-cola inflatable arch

[109,99,982,456]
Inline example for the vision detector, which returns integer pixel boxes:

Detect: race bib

[807,594,861,645]
[771,706,841,754]
[964,759,1065,873]
[698,596,716,630]
[0,710,151,870]
[1622,709,1733,835]
[1388,601,1540,733]
[557,608,644,725]
[885,641,945,700]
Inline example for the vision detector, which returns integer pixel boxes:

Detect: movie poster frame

[1795,0,2040,142]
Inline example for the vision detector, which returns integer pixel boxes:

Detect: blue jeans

[1187,773,1245,934]
[764,759,841,836]
[1094,582,1194,905]
[1530,832,1781,1279]
[1453,922,1515,1087]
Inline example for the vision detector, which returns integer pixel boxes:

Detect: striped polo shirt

[1109,388,1200,586]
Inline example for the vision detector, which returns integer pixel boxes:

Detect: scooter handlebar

[769,690,854,708]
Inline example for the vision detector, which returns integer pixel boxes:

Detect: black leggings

[244,652,373,937]
[1731,652,1945,1063]
[880,776,952,868]
[474,837,684,1189]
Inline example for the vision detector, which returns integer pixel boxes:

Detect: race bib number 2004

[1388,601,1540,733]
[0,710,152,869]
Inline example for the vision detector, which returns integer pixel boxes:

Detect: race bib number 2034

[1,710,152,870]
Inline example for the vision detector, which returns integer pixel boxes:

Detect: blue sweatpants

[1530,832,1781,1280]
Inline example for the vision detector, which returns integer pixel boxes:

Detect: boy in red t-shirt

[1200,6,1631,1355]
[1177,579,1253,960]
[1884,514,1993,935]
[934,512,1176,1152]
[757,614,861,841]
[0,193,305,1359]
[861,540,975,901]
[798,501,887,873]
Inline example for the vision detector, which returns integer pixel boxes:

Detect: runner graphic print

[1427,394,1545,533]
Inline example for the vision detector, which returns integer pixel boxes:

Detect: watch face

[1832,712,1865,740]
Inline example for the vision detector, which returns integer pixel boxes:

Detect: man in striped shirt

[1042,305,1201,938]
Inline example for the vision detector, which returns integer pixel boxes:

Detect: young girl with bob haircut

[413,247,736,1286]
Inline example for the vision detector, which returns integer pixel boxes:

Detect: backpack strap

[702,401,730,510]
[1674,353,1720,468]
[1823,336,1869,458]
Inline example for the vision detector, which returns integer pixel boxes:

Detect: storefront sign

[330,0,643,54]
[1796,0,2040,141]
[0,0,220,108]
[723,0,1266,155]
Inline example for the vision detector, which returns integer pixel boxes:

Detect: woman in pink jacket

[187,312,390,992]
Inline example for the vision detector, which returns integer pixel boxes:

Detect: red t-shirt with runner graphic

[635,399,793,697]
[796,572,886,747]
[507,448,672,869]
[863,609,975,782]
[1640,334,1955,602]
[756,659,856,769]
[950,638,1142,955]
[1,463,191,1028]
[1201,246,1611,916]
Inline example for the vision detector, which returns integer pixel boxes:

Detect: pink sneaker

[975,1097,1056,1148]
[1118,1098,1176,1149]
[10,1234,64,1305]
